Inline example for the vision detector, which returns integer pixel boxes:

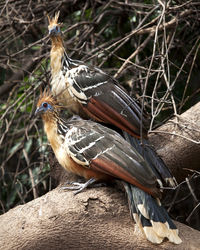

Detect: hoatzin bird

[35,92,182,244]
[47,13,175,188]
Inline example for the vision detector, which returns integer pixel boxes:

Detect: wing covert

[64,120,160,197]
[65,64,149,138]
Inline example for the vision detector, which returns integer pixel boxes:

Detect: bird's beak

[35,107,44,116]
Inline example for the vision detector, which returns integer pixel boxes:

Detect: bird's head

[47,11,62,37]
[35,90,59,118]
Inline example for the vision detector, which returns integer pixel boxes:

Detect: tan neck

[51,36,63,48]
[50,36,65,76]
[42,113,62,152]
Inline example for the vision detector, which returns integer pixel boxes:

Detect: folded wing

[64,120,160,198]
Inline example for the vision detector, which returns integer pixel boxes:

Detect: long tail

[123,131,176,187]
[123,182,182,244]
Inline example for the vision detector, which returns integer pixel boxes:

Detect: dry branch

[0,49,44,97]
[136,9,194,36]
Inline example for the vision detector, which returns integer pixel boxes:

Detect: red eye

[43,102,48,108]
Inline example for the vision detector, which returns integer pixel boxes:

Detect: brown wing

[65,120,160,198]
[83,90,146,139]
[65,64,149,139]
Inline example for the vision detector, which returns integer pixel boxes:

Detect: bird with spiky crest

[35,91,182,245]
[47,11,149,137]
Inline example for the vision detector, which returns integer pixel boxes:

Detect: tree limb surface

[0,187,200,250]
[149,101,200,182]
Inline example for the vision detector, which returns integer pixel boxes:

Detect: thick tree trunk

[0,187,200,250]
[1,102,200,249]
[149,101,200,182]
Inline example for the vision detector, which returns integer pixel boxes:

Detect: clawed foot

[61,178,97,195]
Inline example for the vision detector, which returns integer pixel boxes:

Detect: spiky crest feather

[37,89,59,109]
[47,11,61,30]
[37,89,68,115]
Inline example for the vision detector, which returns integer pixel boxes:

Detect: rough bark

[0,187,200,250]
[149,101,200,182]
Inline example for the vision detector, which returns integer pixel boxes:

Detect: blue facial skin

[35,102,53,115]
[49,26,61,36]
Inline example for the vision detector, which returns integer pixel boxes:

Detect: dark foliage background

[0,0,200,230]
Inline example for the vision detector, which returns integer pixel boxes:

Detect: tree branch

[149,101,200,182]
[136,9,193,36]
[0,187,200,250]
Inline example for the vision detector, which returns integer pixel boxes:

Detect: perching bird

[35,91,182,244]
[47,12,175,187]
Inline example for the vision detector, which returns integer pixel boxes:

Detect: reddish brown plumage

[59,152,112,182]
[84,97,146,139]
[90,158,160,198]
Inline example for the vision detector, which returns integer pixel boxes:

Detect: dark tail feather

[123,131,176,187]
[123,181,182,244]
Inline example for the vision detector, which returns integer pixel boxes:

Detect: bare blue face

[35,102,53,116]
[49,26,61,36]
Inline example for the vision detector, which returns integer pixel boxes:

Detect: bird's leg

[61,178,97,195]
[64,177,85,185]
